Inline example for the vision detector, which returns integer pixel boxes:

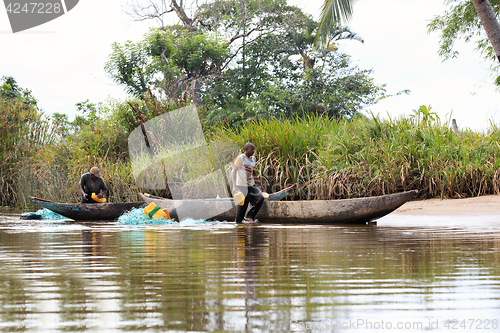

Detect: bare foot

[244,217,258,223]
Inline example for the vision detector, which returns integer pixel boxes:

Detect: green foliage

[410,105,440,126]
[52,112,70,138]
[202,49,389,125]
[169,31,229,76]
[114,92,191,134]
[106,29,230,100]
[195,0,298,30]
[1,76,21,99]
[212,114,332,163]
[67,99,131,164]
[0,77,54,206]
[105,41,154,98]
[0,96,51,163]
[260,52,387,119]
[1,76,37,105]
[199,97,260,128]
[428,0,500,76]
[315,0,355,47]
[201,18,386,126]
[76,99,98,123]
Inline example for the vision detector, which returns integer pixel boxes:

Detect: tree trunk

[191,79,202,106]
[471,0,500,63]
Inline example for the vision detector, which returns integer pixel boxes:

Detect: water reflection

[235,225,268,301]
[0,215,499,332]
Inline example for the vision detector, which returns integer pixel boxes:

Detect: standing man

[80,166,108,203]
[231,142,265,223]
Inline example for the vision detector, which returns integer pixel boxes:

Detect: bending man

[80,166,108,203]
[231,142,265,223]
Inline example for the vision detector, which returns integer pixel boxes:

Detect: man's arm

[80,176,88,200]
[97,180,109,199]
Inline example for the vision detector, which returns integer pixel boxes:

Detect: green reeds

[0,97,55,207]
[213,114,500,200]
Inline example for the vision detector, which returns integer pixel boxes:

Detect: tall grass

[213,114,500,199]
[0,97,54,206]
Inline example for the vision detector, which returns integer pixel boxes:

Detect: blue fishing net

[117,207,175,225]
[116,207,212,225]
[35,208,66,220]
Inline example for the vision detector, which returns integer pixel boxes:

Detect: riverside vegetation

[2,0,500,209]
[1,77,500,209]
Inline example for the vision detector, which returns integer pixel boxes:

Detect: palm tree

[315,0,500,63]
[289,21,363,71]
[471,0,500,62]
[314,0,355,47]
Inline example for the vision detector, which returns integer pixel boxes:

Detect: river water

[0,212,499,332]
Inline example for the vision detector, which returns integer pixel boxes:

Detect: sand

[393,195,500,215]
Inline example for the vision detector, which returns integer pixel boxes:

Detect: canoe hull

[140,190,417,224]
[29,196,145,221]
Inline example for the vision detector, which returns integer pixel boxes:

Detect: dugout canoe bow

[29,196,145,221]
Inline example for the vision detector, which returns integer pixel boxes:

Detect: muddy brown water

[0,212,499,332]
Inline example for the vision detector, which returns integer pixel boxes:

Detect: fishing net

[35,208,66,220]
[116,207,212,225]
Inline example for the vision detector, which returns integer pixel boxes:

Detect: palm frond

[328,26,364,44]
[314,0,355,48]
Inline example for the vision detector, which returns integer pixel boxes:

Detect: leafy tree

[0,76,21,99]
[471,0,500,63]
[200,15,382,125]
[1,76,37,105]
[428,1,500,66]
[76,99,99,123]
[105,41,154,99]
[112,0,304,102]
[52,112,70,138]
[258,50,389,119]
[106,29,231,103]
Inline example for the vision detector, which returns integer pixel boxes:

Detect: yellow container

[144,202,171,220]
[233,191,245,206]
[262,192,269,200]
[91,193,106,203]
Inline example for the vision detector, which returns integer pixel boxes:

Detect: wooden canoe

[139,190,418,224]
[29,196,145,221]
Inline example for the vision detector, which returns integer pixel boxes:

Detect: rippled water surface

[1,211,500,332]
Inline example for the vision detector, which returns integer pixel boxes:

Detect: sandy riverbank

[393,195,500,215]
